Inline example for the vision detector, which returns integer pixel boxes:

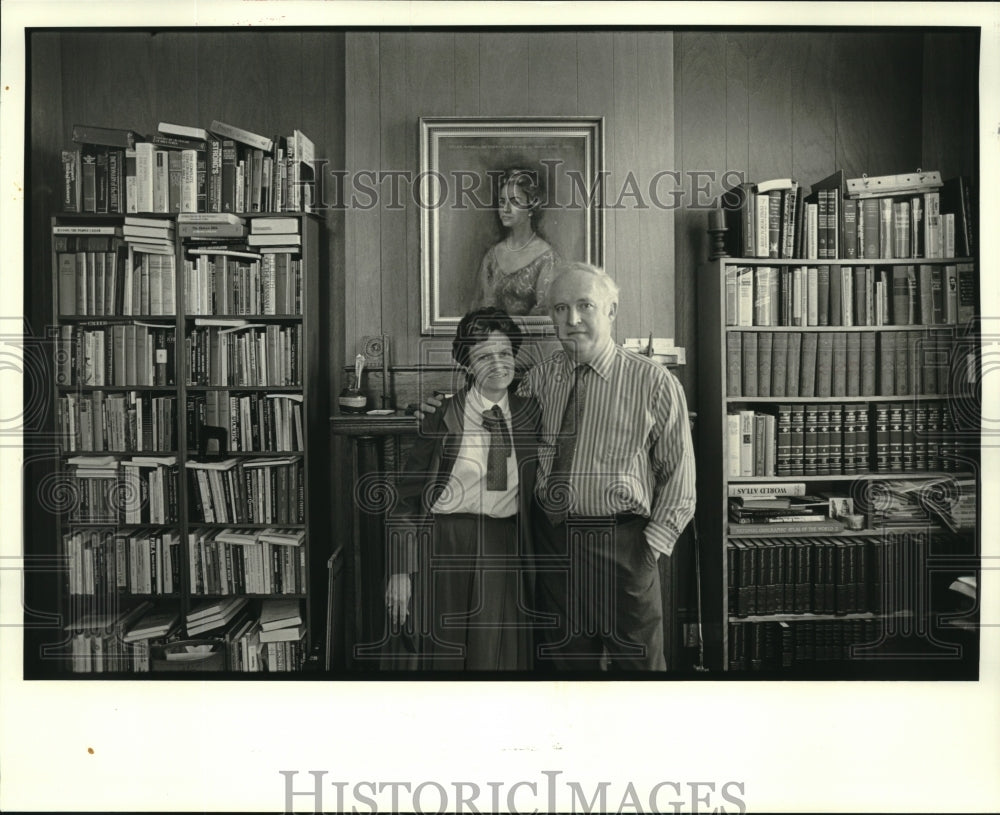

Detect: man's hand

[386,573,412,625]
[414,395,444,421]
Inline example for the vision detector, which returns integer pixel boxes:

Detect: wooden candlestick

[708,227,729,261]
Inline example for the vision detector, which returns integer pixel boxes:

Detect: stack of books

[124,606,181,643]
[728,494,826,525]
[858,479,940,530]
[257,599,306,673]
[727,483,844,535]
[185,596,249,636]
[914,476,977,532]
[122,605,182,672]
[177,212,247,240]
[123,216,175,255]
[247,217,302,252]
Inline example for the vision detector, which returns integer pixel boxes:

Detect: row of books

[55,232,177,317]
[726,262,976,327]
[183,246,304,315]
[726,329,958,399]
[64,603,160,673]
[185,597,306,671]
[728,618,884,670]
[185,321,303,387]
[64,528,181,597]
[62,121,317,215]
[843,175,973,259]
[56,322,176,387]
[65,598,305,673]
[188,528,307,596]
[187,391,305,453]
[728,402,963,478]
[66,455,178,525]
[186,457,304,525]
[723,172,973,261]
[57,392,176,453]
[726,534,909,617]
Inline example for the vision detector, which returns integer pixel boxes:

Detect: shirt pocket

[599,413,650,464]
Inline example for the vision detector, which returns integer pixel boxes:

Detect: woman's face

[466,331,516,392]
[498,182,532,231]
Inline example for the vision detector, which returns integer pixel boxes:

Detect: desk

[330,412,418,665]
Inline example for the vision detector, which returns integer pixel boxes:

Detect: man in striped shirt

[523,261,696,671]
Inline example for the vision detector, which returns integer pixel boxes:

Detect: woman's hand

[386,573,412,625]
[414,395,443,421]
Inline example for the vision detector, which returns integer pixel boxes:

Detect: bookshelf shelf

[58,450,180,457]
[192,593,308,600]
[188,523,307,530]
[185,314,304,321]
[729,526,949,539]
[727,471,975,482]
[58,314,179,322]
[727,395,954,404]
[726,325,961,333]
[731,611,879,623]
[185,386,303,393]
[721,256,975,266]
[63,522,182,529]
[58,385,178,393]
[698,224,980,674]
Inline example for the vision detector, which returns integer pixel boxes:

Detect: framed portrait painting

[419,116,605,335]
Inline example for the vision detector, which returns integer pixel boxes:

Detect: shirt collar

[467,385,510,418]
[557,335,616,382]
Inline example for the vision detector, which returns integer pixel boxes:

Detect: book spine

[842,198,857,259]
[770,331,788,398]
[757,332,772,398]
[879,198,893,259]
[742,331,758,398]
[726,332,741,397]
[924,192,942,258]
[755,194,770,258]
[832,332,848,398]
[861,199,880,259]
[815,332,834,398]
[785,331,801,398]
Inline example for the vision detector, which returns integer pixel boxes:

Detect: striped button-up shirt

[518,337,696,556]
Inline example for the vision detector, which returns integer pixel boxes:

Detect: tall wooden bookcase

[48,211,325,675]
[697,256,980,676]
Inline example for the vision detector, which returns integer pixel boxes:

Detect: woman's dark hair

[452,307,523,370]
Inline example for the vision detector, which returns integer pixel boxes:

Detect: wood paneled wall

[673,30,978,404]
[344,31,676,369]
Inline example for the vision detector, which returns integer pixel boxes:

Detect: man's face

[548,269,617,364]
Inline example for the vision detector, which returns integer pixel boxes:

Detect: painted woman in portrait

[475,168,560,317]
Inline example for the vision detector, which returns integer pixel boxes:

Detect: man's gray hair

[546,261,620,308]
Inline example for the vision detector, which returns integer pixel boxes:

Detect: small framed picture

[828,496,854,519]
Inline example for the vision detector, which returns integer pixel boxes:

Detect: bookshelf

[49,208,325,675]
[697,249,980,675]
